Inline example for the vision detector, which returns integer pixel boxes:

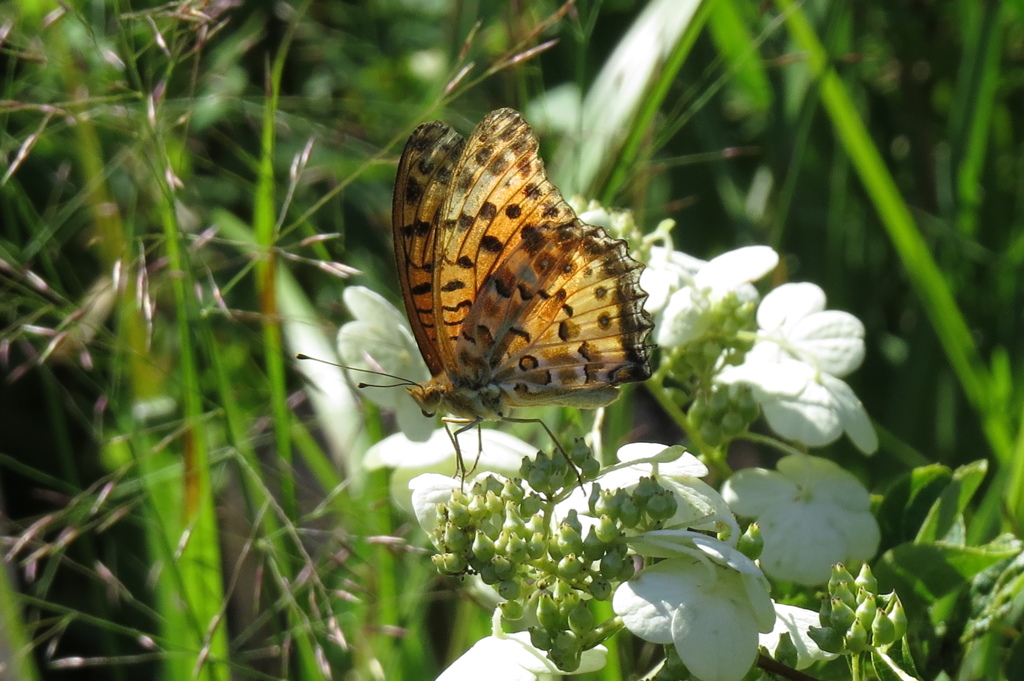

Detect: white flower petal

[821,374,878,454]
[788,310,865,376]
[760,378,844,447]
[760,603,838,669]
[721,468,796,517]
[616,556,767,681]
[694,246,779,293]
[437,632,606,681]
[757,282,826,330]
[758,501,851,585]
[776,454,869,510]
[716,358,810,397]
[656,287,706,348]
[408,474,462,533]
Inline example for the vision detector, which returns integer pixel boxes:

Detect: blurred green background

[1,0,1022,679]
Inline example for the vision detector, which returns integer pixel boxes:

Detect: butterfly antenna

[294,354,419,388]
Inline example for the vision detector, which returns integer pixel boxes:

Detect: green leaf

[916,460,989,544]
[876,539,1021,603]
[872,644,922,681]
[877,465,953,549]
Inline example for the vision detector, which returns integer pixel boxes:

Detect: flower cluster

[640,225,877,455]
[810,564,907,654]
[407,441,778,681]
[722,453,879,585]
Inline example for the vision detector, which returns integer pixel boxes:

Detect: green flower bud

[871,607,896,646]
[467,493,488,518]
[472,531,495,562]
[526,512,547,535]
[568,601,595,636]
[500,598,525,621]
[737,390,759,423]
[492,555,515,581]
[632,477,657,507]
[527,531,547,560]
[773,631,799,669]
[503,502,526,536]
[529,626,551,651]
[536,593,562,630]
[720,411,746,437]
[551,628,579,654]
[600,550,624,579]
[689,394,708,423]
[485,490,503,515]
[829,597,856,633]
[436,552,467,574]
[699,421,723,448]
[589,577,612,601]
[552,578,573,601]
[580,456,600,480]
[570,439,592,466]
[807,625,845,654]
[587,483,604,515]
[833,580,856,610]
[737,522,764,560]
[709,388,730,414]
[520,494,542,517]
[618,496,641,528]
[447,499,471,527]
[818,594,833,626]
[558,554,584,580]
[582,527,606,561]
[558,521,584,556]
[845,619,868,652]
[594,488,617,518]
[478,564,499,585]
[550,630,582,672]
[497,579,521,601]
[646,490,678,522]
[829,563,855,592]
[887,595,907,640]
[443,524,470,552]
[507,531,528,563]
[855,591,876,630]
[595,514,619,543]
[502,477,525,504]
[617,555,636,581]
[519,456,535,480]
[855,563,878,595]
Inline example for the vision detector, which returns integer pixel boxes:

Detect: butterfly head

[407,376,508,422]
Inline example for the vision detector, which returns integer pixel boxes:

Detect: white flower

[336,286,434,441]
[369,428,535,517]
[639,245,705,316]
[716,283,877,453]
[653,246,779,348]
[556,443,740,540]
[759,603,838,669]
[721,453,880,585]
[614,531,775,681]
[437,629,607,681]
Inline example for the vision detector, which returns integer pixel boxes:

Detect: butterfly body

[393,109,653,424]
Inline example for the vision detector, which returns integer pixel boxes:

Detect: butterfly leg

[499,416,584,486]
[441,416,481,482]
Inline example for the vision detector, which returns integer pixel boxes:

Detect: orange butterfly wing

[393,108,652,419]
[392,120,466,376]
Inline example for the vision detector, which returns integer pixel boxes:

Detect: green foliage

[1,0,1022,680]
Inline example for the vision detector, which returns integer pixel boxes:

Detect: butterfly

[392,108,653,432]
